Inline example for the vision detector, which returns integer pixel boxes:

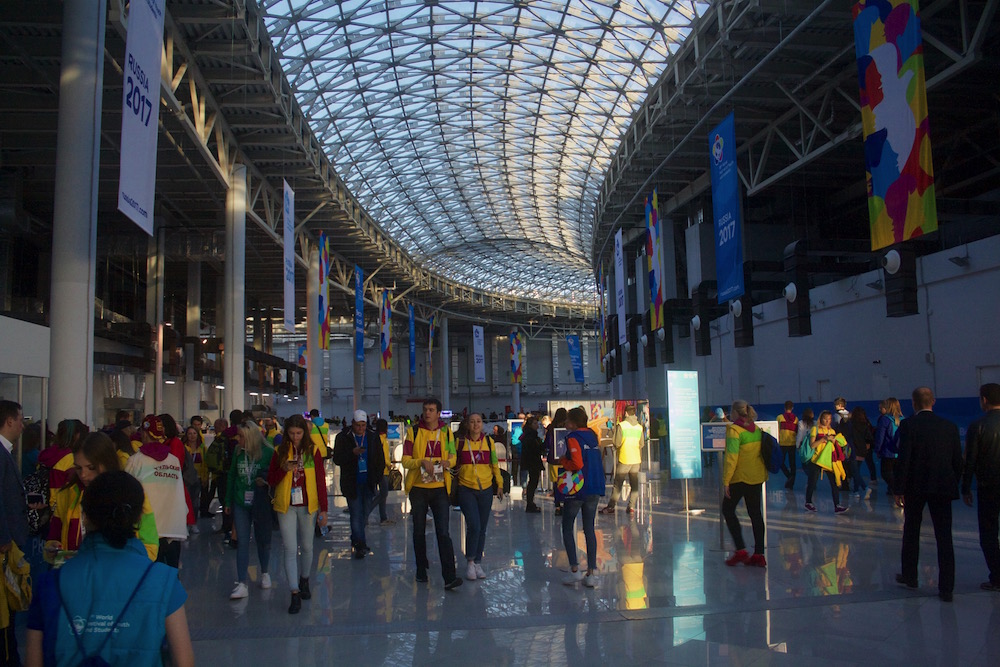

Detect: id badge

[291,486,304,505]
[433,462,443,480]
[243,490,254,506]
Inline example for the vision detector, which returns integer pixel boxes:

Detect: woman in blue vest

[559,407,605,588]
[25,470,192,666]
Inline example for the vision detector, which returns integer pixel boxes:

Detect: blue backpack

[573,429,606,497]
[759,430,783,474]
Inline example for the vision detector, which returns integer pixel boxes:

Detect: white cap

[353,409,368,424]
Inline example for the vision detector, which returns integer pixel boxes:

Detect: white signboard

[614,228,626,345]
[282,180,295,333]
[472,325,486,382]
[117,0,165,235]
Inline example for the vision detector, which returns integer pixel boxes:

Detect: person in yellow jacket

[804,411,848,515]
[374,418,395,525]
[777,400,799,489]
[722,400,768,568]
[401,398,462,590]
[600,404,644,515]
[455,413,504,581]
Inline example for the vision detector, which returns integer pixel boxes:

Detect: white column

[440,317,450,408]
[306,243,321,411]
[48,0,106,425]
[184,261,201,422]
[223,164,247,414]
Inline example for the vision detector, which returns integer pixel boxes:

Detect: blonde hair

[883,397,902,418]
[237,423,265,461]
[730,400,757,423]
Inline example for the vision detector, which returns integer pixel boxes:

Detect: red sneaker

[725,549,749,566]
[745,554,767,568]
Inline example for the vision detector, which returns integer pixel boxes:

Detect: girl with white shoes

[225,423,274,600]
[456,413,504,581]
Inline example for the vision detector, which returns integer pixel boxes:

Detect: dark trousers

[1,614,18,667]
[562,495,599,571]
[376,474,390,521]
[901,494,955,594]
[201,475,221,514]
[780,446,797,484]
[722,482,765,555]
[525,467,541,507]
[880,457,895,491]
[409,486,457,582]
[977,487,1000,585]
[348,485,376,547]
[805,461,840,506]
[864,450,877,480]
[157,537,182,568]
[457,485,493,563]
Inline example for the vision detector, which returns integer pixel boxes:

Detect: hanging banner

[510,331,523,384]
[427,313,437,380]
[408,304,416,377]
[354,265,364,362]
[614,229,627,344]
[472,325,486,383]
[567,335,584,383]
[282,180,295,333]
[667,370,702,479]
[318,233,330,350]
[597,265,606,373]
[646,190,664,330]
[117,0,165,235]
[854,0,937,250]
[380,290,392,370]
[709,112,745,304]
[296,343,307,367]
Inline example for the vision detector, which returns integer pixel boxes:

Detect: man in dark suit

[0,400,28,666]
[893,387,963,601]
[961,383,1000,591]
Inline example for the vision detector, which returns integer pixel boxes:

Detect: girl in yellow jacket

[455,413,504,581]
[722,400,767,568]
[804,411,848,515]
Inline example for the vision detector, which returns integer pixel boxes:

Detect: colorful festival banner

[379,290,392,370]
[296,343,307,367]
[354,265,364,363]
[709,112,745,304]
[408,304,416,376]
[472,325,486,383]
[510,331,523,384]
[318,233,330,350]
[427,313,437,380]
[853,0,937,250]
[645,190,664,330]
[567,335,584,383]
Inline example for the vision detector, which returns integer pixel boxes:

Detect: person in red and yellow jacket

[266,414,328,614]
[722,400,768,568]
[804,411,848,515]
[401,398,461,590]
[455,413,504,581]
[777,401,799,489]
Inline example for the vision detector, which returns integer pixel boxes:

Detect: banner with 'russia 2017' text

[708,112,744,304]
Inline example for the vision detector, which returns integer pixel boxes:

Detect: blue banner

[566,335,584,383]
[708,112,744,304]
[354,265,364,362]
[667,370,702,479]
[408,304,416,376]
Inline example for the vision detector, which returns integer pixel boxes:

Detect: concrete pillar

[223,164,247,415]
[440,317,449,409]
[306,243,321,411]
[184,261,201,422]
[48,0,106,425]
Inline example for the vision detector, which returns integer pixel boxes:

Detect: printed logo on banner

[472,325,486,383]
[354,266,364,362]
[708,112,745,304]
[567,335,584,383]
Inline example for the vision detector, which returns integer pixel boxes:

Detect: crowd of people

[2,381,1000,662]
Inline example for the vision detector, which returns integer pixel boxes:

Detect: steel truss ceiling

[260,0,709,304]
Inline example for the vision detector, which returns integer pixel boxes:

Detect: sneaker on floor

[415,569,428,583]
[725,549,749,566]
[288,592,301,614]
[229,582,249,600]
[582,572,598,588]
[864,488,872,500]
[834,505,849,515]
[562,570,584,585]
[745,554,767,568]
[444,577,464,591]
[475,563,486,579]
[466,562,478,581]
[895,574,918,589]
[804,503,818,512]
[260,573,272,589]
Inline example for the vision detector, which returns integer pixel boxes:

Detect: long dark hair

[158,413,180,440]
[81,471,144,549]
[278,414,312,463]
[54,419,89,451]
[63,432,121,490]
[546,407,568,440]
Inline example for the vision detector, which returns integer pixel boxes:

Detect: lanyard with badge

[355,433,368,475]
[243,452,256,506]
[424,430,444,481]
[290,447,305,506]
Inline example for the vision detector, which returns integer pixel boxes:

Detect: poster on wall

[708,112,745,304]
[667,370,702,479]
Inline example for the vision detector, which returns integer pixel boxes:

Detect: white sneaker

[229,582,249,599]
[864,488,872,500]
[583,572,598,588]
[474,563,486,579]
[466,562,478,581]
[260,573,272,589]
[562,570,584,586]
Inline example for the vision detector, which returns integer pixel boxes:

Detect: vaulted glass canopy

[261,1,707,304]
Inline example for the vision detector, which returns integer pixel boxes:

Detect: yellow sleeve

[401,428,421,469]
[723,425,740,486]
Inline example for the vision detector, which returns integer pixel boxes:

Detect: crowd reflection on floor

[183,466,1000,666]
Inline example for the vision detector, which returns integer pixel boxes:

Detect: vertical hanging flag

[854,0,937,250]
[282,180,295,333]
[709,112,745,304]
[354,265,364,362]
[567,335,584,383]
[472,325,486,383]
[296,343,307,367]
[646,190,664,330]
[614,229,627,344]
[380,290,392,370]
[510,331,523,384]
[408,304,416,377]
[428,313,438,381]
[317,233,330,350]
[597,265,606,373]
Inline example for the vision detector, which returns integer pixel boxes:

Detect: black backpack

[759,431,783,474]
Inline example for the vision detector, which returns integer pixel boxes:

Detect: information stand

[667,371,703,514]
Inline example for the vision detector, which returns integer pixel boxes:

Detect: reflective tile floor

[80,466,1000,665]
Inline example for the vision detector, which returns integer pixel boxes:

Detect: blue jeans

[232,496,272,583]
[409,486,456,582]
[562,495,599,571]
[458,485,494,563]
[348,484,376,546]
[850,459,868,492]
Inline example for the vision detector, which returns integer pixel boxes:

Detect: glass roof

[261,1,707,304]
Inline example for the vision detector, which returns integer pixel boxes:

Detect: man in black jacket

[333,410,385,558]
[893,386,963,601]
[962,383,1000,591]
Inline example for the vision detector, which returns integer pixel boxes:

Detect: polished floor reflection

[179,465,1000,666]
